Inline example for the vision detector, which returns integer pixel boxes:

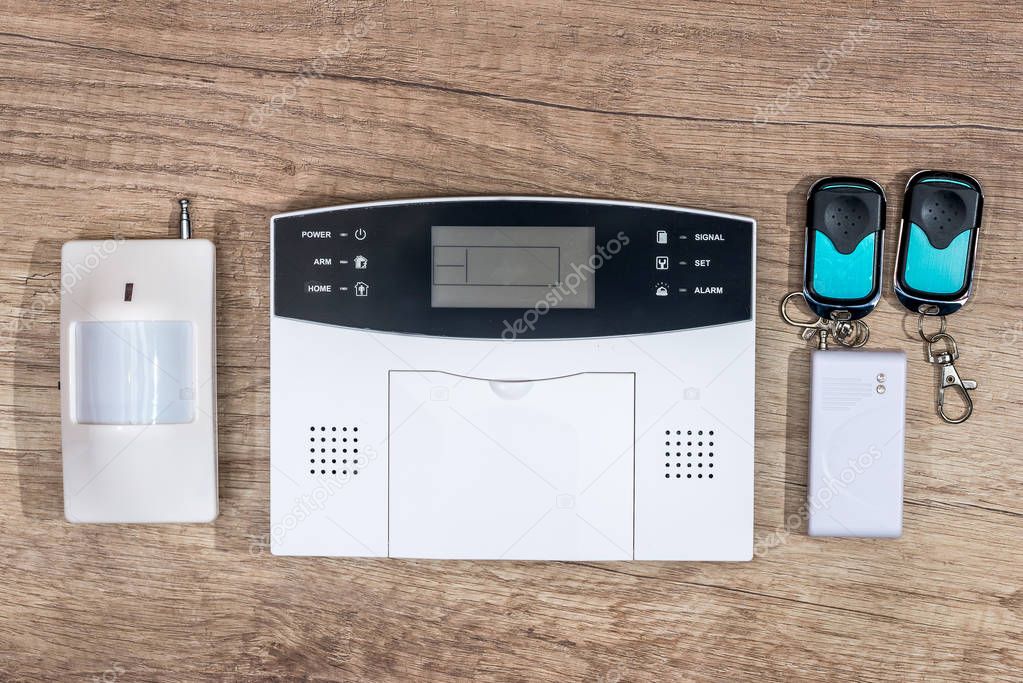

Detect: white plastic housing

[807,349,906,538]
[269,200,756,560]
[60,239,218,523]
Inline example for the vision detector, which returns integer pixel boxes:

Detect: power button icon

[354,228,367,241]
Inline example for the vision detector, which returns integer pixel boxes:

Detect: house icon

[354,282,369,297]
[354,255,368,269]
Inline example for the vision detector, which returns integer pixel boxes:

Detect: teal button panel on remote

[903,222,970,295]
[811,230,876,300]
[803,177,885,321]
[895,172,982,315]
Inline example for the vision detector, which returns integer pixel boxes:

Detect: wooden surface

[2,1,1022,680]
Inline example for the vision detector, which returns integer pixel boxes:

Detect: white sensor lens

[74,321,196,425]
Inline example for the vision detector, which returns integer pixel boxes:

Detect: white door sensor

[60,200,218,523]
[807,349,906,538]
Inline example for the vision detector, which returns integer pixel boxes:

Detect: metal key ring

[780,291,824,330]
[834,319,870,348]
[917,312,947,342]
[925,332,959,364]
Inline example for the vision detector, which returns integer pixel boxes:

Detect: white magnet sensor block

[60,239,218,523]
[807,349,906,538]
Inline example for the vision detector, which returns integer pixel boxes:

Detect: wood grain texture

[1,0,1021,680]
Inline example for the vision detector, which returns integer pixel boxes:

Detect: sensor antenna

[179,198,192,239]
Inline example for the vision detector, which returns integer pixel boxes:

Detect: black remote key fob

[803,177,886,321]
[894,170,983,315]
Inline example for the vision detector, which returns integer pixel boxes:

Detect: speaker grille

[662,428,716,480]
[307,424,362,476]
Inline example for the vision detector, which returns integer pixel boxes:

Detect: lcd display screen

[431,226,596,308]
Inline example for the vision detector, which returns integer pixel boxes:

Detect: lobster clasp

[926,332,977,424]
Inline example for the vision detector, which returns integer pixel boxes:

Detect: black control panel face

[273,198,754,339]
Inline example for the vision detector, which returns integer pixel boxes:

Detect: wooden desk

[2,2,1020,680]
